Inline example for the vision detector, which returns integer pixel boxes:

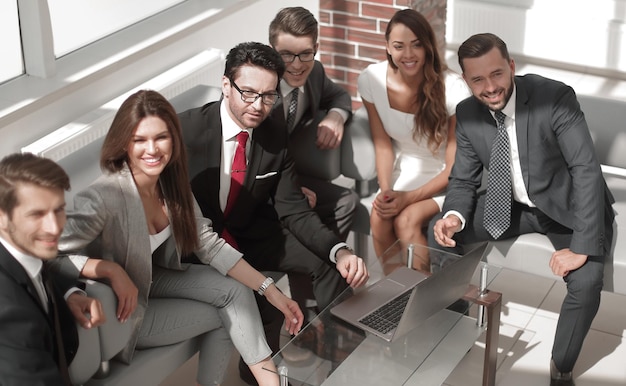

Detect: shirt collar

[489,83,517,122]
[0,235,43,280]
[220,99,252,142]
[280,79,304,98]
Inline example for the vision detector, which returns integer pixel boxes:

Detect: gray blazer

[58,165,241,362]
[444,74,615,256]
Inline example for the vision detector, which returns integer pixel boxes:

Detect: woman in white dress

[358,9,470,271]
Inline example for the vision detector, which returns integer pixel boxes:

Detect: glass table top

[266,241,501,386]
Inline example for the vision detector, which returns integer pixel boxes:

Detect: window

[47,0,185,57]
[0,1,24,84]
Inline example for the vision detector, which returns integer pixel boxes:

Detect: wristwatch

[257,277,275,297]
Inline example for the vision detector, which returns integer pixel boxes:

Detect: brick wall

[318,0,447,110]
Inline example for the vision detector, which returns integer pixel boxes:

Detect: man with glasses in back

[268,5,360,334]
[178,41,368,386]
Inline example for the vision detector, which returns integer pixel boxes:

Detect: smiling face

[272,33,318,88]
[386,23,426,78]
[222,64,279,129]
[462,47,516,111]
[127,115,173,182]
[0,183,66,260]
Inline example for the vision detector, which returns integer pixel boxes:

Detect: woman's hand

[108,264,138,323]
[264,285,304,335]
[372,190,411,219]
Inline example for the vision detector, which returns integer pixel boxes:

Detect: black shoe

[550,359,575,386]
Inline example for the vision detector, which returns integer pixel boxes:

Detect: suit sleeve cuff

[444,210,466,231]
[329,108,349,124]
[330,242,350,264]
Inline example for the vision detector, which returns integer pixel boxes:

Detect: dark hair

[100,90,198,255]
[385,9,448,153]
[224,42,285,82]
[458,33,510,72]
[269,6,318,47]
[0,153,70,216]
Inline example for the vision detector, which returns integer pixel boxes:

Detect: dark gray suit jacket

[444,74,615,257]
[271,60,352,135]
[179,100,342,262]
[271,61,352,181]
[0,244,78,385]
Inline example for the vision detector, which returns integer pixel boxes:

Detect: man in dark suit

[179,41,368,384]
[430,33,615,386]
[0,153,104,385]
[268,6,360,320]
[268,6,358,240]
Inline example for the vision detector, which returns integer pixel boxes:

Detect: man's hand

[550,248,588,277]
[433,215,462,247]
[66,293,105,329]
[264,285,304,336]
[316,111,344,150]
[301,186,317,208]
[335,249,369,288]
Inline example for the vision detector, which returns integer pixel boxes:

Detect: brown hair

[101,90,198,255]
[0,153,70,217]
[268,6,318,47]
[385,9,449,153]
[457,33,510,72]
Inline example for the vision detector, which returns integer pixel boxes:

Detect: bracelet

[257,277,275,297]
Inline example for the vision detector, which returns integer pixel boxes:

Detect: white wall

[447,0,626,79]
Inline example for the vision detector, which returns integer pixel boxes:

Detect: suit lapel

[205,104,227,218]
[116,168,152,304]
[514,78,531,188]
[0,243,49,315]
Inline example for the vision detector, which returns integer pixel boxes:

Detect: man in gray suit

[268,6,359,322]
[430,33,614,386]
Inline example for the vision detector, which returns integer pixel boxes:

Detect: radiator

[21,49,224,161]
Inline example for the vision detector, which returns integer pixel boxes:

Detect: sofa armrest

[69,310,102,385]
[341,106,378,197]
[82,280,133,362]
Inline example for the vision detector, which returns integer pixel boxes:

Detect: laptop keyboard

[358,290,412,334]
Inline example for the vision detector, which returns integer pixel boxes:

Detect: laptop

[330,242,488,342]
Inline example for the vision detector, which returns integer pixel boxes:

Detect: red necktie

[222,131,249,249]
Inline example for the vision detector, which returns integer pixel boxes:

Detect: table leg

[464,286,502,386]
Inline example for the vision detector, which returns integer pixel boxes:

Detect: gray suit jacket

[445,74,615,257]
[58,165,241,362]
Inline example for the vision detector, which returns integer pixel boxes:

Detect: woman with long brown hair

[58,90,303,386]
[359,9,470,271]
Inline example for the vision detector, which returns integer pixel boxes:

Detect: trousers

[428,194,611,372]
[136,264,271,385]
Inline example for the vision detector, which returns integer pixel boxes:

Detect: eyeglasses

[279,51,316,63]
[230,80,280,105]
